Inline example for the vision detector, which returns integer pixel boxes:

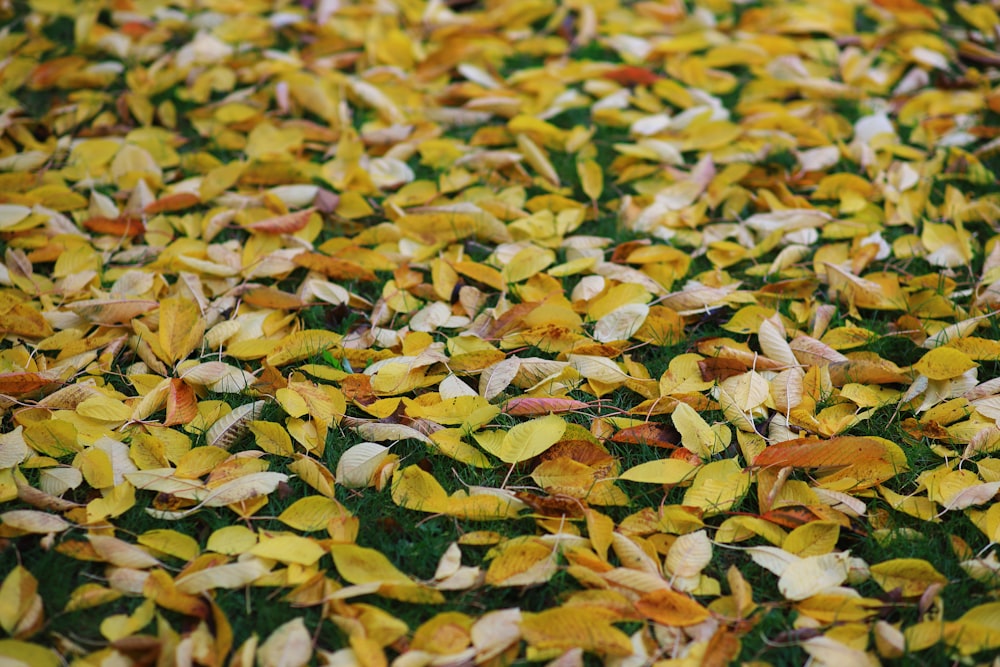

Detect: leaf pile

[2,0,1000,664]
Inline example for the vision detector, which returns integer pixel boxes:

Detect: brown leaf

[292,251,377,281]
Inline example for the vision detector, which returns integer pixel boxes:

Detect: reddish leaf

[757,506,829,530]
[82,216,145,238]
[164,379,198,427]
[610,423,679,448]
[602,66,661,86]
[144,192,200,214]
[698,357,750,382]
[513,491,587,517]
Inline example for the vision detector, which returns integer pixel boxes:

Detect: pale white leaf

[471,608,522,662]
[257,618,313,667]
[200,471,288,507]
[439,373,479,399]
[758,316,797,366]
[567,354,630,384]
[778,552,851,601]
[802,635,873,667]
[479,358,520,401]
[88,534,161,569]
[302,278,349,306]
[593,303,649,343]
[335,442,395,489]
[175,558,270,594]
[719,371,770,412]
[409,301,452,332]
[941,481,1000,512]
[745,545,800,576]
[354,423,432,445]
[205,400,265,449]
[0,509,71,534]
[0,204,32,230]
[666,530,712,579]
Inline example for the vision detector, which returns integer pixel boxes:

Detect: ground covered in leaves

[2,0,1000,664]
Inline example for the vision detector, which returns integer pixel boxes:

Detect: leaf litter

[1,0,1000,664]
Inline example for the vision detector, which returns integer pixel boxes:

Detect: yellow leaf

[783,521,840,557]
[158,297,205,365]
[683,458,751,516]
[248,421,294,457]
[329,544,444,603]
[74,447,114,489]
[796,593,881,624]
[278,496,348,532]
[520,607,632,657]
[956,602,1000,654]
[584,510,614,562]
[913,347,977,380]
[391,465,524,520]
[577,159,603,202]
[250,535,326,566]
[497,414,566,464]
[288,454,336,498]
[174,559,270,594]
[0,566,39,636]
[0,639,60,667]
[0,205,32,230]
[673,402,731,458]
[64,583,121,613]
[206,526,258,555]
[619,458,698,485]
[99,598,156,642]
[411,612,473,654]
[266,330,342,367]
[75,394,130,423]
[635,587,711,627]
[137,529,200,562]
[870,558,949,597]
[429,429,493,468]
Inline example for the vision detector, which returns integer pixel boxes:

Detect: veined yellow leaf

[497,414,566,464]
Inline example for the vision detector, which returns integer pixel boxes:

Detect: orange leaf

[602,65,662,86]
[142,569,210,618]
[0,372,59,396]
[0,300,54,339]
[752,436,908,483]
[246,208,315,234]
[164,379,198,427]
[292,251,377,281]
[242,287,305,310]
[610,423,679,448]
[635,588,711,627]
[144,192,200,214]
[82,216,145,237]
